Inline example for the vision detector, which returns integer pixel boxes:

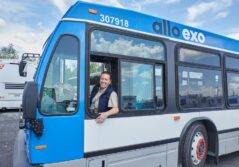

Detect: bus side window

[121,61,160,111]
[225,56,239,107]
[40,35,79,115]
[177,47,223,109]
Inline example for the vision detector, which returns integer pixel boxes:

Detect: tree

[0,44,18,59]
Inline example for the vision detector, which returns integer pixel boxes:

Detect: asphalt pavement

[0,111,18,167]
[0,111,239,167]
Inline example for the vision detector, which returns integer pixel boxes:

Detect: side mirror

[19,61,27,77]
[22,81,38,119]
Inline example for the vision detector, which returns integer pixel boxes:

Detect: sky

[0,0,238,55]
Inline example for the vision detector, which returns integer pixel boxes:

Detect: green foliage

[0,44,18,59]
[90,62,100,73]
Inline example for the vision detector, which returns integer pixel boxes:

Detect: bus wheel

[182,122,208,167]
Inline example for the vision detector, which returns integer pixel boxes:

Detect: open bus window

[40,35,79,115]
[88,56,119,114]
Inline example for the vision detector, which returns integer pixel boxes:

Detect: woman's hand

[95,107,119,124]
[96,112,108,123]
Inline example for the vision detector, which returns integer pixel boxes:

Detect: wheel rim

[191,132,207,165]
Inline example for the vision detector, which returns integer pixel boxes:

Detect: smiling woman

[89,71,119,123]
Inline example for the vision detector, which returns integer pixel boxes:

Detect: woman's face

[100,73,111,89]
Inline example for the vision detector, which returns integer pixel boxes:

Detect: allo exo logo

[182,29,205,44]
[152,20,206,44]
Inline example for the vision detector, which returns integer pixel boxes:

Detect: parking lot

[0,111,18,167]
[1,111,239,167]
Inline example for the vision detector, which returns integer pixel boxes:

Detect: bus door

[28,22,85,164]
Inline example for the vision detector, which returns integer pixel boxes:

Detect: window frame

[178,47,221,67]
[224,54,239,108]
[175,44,225,111]
[86,24,167,118]
[39,34,80,116]
[224,54,239,71]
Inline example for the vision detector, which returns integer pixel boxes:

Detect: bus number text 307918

[99,14,129,28]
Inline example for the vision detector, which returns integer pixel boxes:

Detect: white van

[0,53,40,111]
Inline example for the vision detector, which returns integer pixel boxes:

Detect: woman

[90,71,119,123]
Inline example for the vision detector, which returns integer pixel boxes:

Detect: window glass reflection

[226,57,239,70]
[227,72,239,106]
[121,62,154,110]
[91,30,165,60]
[179,48,220,67]
[179,66,223,108]
[155,66,164,108]
[41,36,78,114]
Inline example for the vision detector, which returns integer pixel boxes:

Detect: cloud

[0,0,35,22]
[184,21,204,27]
[49,0,181,15]
[187,0,232,21]
[82,0,125,8]
[0,0,54,54]
[50,0,125,14]
[0,18,6,28]
[137,0,180,5]
[186,0,232,27]
[82,0,180,11]
[50,0,76,14]
[0,22,51,54]
[187,2,215,21]
[0,0,29,14]
[227,33,239,40]
[124,0,181,11]
[215,11,229,19]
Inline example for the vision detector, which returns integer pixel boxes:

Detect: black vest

[90,84,114,113]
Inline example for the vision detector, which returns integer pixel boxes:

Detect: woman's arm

[96,107,119,123]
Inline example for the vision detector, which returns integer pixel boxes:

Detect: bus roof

[63,1,239,54]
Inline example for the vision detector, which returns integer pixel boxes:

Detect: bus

[13,1,239,167]
[0,53,39,111]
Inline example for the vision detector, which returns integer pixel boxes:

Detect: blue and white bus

[14,1,239,167]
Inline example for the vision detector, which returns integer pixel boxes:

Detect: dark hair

[101,71,112,80]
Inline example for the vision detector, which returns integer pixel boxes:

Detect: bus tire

[182,122,208,167]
